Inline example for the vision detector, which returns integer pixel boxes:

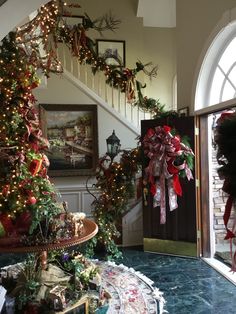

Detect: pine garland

[85,148,142,259]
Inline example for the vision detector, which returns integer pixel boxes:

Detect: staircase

[57,43,152,134]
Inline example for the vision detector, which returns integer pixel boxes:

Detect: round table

[0,219,98,268]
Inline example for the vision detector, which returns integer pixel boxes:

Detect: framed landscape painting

[40,104,98,177]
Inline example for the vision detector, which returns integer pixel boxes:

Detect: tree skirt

[96,261,166,314]
[0,260,166,314]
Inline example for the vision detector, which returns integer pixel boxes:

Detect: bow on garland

[143,125,194,224]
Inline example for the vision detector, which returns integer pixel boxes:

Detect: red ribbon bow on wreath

[143,125,194,224]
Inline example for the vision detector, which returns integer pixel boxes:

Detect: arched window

[210,36,236,105]
[194,10,236,111]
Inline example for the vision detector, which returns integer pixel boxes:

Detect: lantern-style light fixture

[106,130,121,162]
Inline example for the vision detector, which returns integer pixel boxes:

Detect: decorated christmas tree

[0,32,63,245]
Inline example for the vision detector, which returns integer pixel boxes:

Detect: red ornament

[15,211,32,234]
[24,302,39,314]
[2,184,10,197]
[27,196,37,205]
[29,159,42,176]
[0,213,14,235]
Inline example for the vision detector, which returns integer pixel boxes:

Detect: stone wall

[212,147,234,244]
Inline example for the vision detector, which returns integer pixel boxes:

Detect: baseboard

[143,238,197,257]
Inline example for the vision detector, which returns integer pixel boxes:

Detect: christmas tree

[0,0,164,253]
[0,32,62,245]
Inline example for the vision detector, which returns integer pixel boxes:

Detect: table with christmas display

[0,218,98,270]
[0,214,103,314]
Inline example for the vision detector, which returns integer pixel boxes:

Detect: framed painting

[62,15,84,27]
[96,39,126,67]
[178,107,189,117]
[39,104,98,177]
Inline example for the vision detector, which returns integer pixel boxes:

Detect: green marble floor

[0,247,236,313]
[118,247,236,314]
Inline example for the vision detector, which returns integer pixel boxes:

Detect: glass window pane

[218,37,236,73]
[228,64,236,86]
[221,80,235,102]
[209,67,225,105]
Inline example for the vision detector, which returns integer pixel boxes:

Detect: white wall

[34,73,138,218]
[0,0,176,109]
[0,0,48,40]
[34,73,138,157]
[69,0,176,110]
[176,0,236,114]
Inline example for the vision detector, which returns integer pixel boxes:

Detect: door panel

[141,117,197,256]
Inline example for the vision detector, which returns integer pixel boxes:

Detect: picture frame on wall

[39,104,98,177]
[96,39,126,67]
[62,15,84,27]
[178,107,189,117]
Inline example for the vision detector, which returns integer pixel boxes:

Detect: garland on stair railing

[85,147,142,259]
[15,0,167,115]
[0,0,180,258]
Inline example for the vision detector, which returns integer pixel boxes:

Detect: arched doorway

[194,8,236,284]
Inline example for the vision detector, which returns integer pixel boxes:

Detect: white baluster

[85,64,88,86]
[118,88,121,113]
[98,72,102,96]
[92,72,95,90]
[125,92,127,119]
[137,103,140,127]
[62,45,66,68]
[105,82,108,102]
[77,60,81,79]
[111,80,114,108]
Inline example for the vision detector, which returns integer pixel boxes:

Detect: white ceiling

[137,0,176,28]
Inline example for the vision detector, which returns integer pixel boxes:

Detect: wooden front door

[141,117,197,257]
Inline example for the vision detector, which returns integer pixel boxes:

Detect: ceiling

[0,0,176,30]
[137,0,176,28]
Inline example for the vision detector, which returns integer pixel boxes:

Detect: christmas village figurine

[72,212,86,237]
[0,250,107,313]
[49,285,67,311]
[50,201,86,241]
[60,202,86,237]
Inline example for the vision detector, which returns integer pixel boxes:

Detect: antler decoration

[83,12,121,33]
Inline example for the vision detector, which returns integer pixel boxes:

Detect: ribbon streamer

[143,125,194,224]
